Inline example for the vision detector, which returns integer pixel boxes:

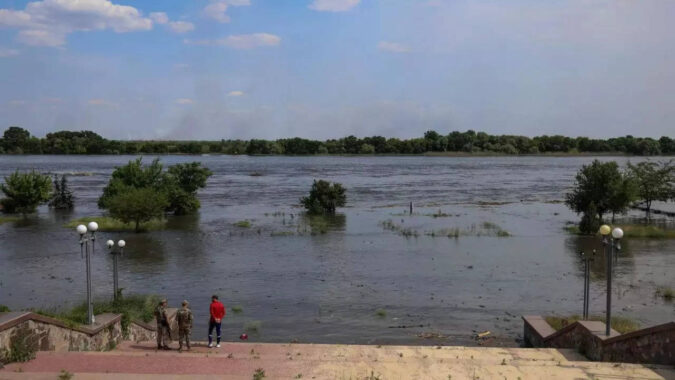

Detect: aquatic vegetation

[249,172,264,177]
[270,230,295,237]
[232,305,244,313]
[656,286,674,300]
[375,309,387,318]
[65,216,166,232]
[380,219,419,238]
[244,320,262,333]
[234,220,252,228]
[545,315,639,334]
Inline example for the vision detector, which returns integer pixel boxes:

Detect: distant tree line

[2,126,675,156]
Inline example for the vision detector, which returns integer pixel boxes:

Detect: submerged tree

[565,160,636,233]
[0,170,52,215]
[49,174,74,210]
[301,180,346,215]
[626,160,674,215]
[98,158,212,216]
[108,187,168,232]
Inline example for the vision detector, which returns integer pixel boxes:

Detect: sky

[0,0,674,140]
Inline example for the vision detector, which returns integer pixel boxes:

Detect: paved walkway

[1,341,673,379]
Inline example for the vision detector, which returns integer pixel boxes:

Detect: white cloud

[149,12,169,25]
[377,41,411,53]
[168,21,194,34]
[203,0,251,23]
[175,98,194,105]
[0,0,153,47]
[228,91,244,97]
[185,33,281,49]
[309,0,360,12]
[0,47,19,57]
[150,11,193,34]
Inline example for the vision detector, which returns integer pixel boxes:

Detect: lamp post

[106,239,126,301]
[599,224,623,336]
[580,250,595,320]
[76,221,99,325]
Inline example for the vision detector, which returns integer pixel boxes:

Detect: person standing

[154,298,171,350]
[208,294,226,348]
[176,300,193,352]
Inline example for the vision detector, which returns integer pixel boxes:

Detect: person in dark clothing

[154,299,171,350]
[208,294,226,348]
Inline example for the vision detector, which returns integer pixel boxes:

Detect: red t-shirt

[210,300,226,322]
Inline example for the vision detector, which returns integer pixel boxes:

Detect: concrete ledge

[0,312,122,337]
[523,315,675,365]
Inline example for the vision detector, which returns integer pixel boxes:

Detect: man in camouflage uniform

[176,300,193,352]
[154,298,171,350]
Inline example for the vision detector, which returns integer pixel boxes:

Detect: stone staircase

[1,341,673,379]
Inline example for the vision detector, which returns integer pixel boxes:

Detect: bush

[0,170,52,215]
[300,180,346,214]
[49,175,74,210]
[0,305,10,312]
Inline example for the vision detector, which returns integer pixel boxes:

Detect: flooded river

[0,155,673,346]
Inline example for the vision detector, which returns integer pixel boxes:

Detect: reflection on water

[0,155,674,345]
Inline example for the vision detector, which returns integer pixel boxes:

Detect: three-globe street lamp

[106,239,126,301]
[76,221,98,325]
[599,224,624,336]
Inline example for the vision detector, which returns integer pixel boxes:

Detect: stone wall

[523,315,675,365]
[0,312,122,360]
[128,320,156,343]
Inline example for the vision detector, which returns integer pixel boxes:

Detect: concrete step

[1,342,672,379]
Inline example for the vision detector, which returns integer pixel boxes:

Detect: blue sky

[1,0,674,140]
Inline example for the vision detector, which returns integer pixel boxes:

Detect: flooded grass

[234,220,252,228]
[375,309,387,318]
[382,220,510,238]
[545,315,640,334]
[232,305,244,313]
[380,219,419,238]
[244,320,262,333]
[0,216,20,224]
[655,287,674,301]
[64,216,166,232]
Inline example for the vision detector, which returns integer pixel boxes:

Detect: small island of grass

[65,216,166,232]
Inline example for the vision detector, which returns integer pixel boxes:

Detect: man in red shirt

[208,294,226,348]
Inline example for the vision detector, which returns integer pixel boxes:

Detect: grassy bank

[545,315,639,334]
[564,224,675,239]
[65,216,166,232]
[35,294,159,334]
[0,216,20,225]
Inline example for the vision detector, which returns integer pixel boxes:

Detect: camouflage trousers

[178,327,191,349]
[156,322,171,348]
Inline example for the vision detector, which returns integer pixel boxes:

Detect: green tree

[165,162,212,214]
[301,180,346,214]
[48,174,74,210]
[98,158,211,215]
[108,187,168,232]
[98,158,164,209]
[0,170,52,215]
[2,126,31,154]
[359,143,375,154]
[627,160,674,215]
[565,160,636,232]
